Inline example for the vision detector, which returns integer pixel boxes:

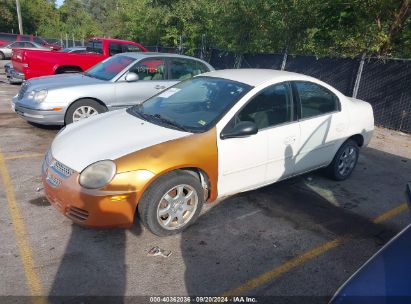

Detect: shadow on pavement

[181,147,411,299]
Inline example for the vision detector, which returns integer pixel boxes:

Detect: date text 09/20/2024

[149,296,257,303]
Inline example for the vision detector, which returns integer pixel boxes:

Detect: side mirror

[406,182,411,206]
[125,72,139,82]
[220,121,258,140]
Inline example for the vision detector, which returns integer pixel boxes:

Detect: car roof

[115,52,210,62]
[199,69,311,86]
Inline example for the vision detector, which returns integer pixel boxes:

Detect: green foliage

[0,0,16,33]
[0,0,409,58]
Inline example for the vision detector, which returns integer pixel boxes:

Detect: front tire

[326,139,359,181]
[0,52,5,60]
[138,171,204,236]
[65,99,107,124]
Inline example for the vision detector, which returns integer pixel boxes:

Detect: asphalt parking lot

[0,60,411,303]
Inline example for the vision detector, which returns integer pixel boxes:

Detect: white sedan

[42,69,374,235]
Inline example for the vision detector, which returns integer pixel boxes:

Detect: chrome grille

[51,160,74,178]
[18,81,29,99]
[46,174,61,188]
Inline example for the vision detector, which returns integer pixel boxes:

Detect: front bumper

[12,96,65,125]
[41,154,142,228]
[6,67,24,83]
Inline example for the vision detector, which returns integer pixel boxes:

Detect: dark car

[330,183,411,304]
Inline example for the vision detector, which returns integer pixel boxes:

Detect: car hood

[51,109,190,172]
[25,73,105,91]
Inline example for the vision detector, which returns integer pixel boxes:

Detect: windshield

[128,76,252,133]
[85,55,135,81]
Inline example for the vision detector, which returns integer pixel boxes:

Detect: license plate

[11,101,15,112]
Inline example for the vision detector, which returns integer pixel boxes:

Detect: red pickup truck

[11,37,148,80]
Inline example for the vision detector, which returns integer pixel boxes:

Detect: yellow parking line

[223,202,409,296]
[4,153,43,160]
[223,236,347,297]
[0,150,45,303]
[373,203,408,224]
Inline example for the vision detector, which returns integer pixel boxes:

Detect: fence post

[281,48,288,71]
[200,34,206,60]
[72,34,75,47]
[352,52,366,98]
[234,54,243,69]
[65,33,68,48]
[178,35,183,54]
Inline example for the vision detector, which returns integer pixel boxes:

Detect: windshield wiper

[128,106,190,132]
[149,114,190,132]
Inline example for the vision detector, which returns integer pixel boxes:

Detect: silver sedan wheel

[72,106,98,122]
[156,184,199,230]
[337,146,357,176]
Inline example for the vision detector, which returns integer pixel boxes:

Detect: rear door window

[109,43,123,56]
[123,44,142,52]
[168,58,209,80]
[294,81,340,119]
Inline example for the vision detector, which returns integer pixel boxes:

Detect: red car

[11,37,148,81]
[0,32,61,50]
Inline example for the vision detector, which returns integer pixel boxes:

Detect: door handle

[284,136,296,145]
[155,85,166,90]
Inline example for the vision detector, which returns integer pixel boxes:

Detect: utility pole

[16,0,23,34]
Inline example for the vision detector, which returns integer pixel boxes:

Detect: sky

[56,0,64,8]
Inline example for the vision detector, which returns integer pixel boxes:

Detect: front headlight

[79,160,116,189]
[28,89,48,102]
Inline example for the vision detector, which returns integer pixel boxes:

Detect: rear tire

[65,99,107,125]
[138,170,204,236]
[325,139,359,181]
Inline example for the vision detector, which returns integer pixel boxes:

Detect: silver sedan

[0,41,49,60]
[11,53,214,125]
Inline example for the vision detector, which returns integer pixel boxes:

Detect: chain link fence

[207,49,411,133]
